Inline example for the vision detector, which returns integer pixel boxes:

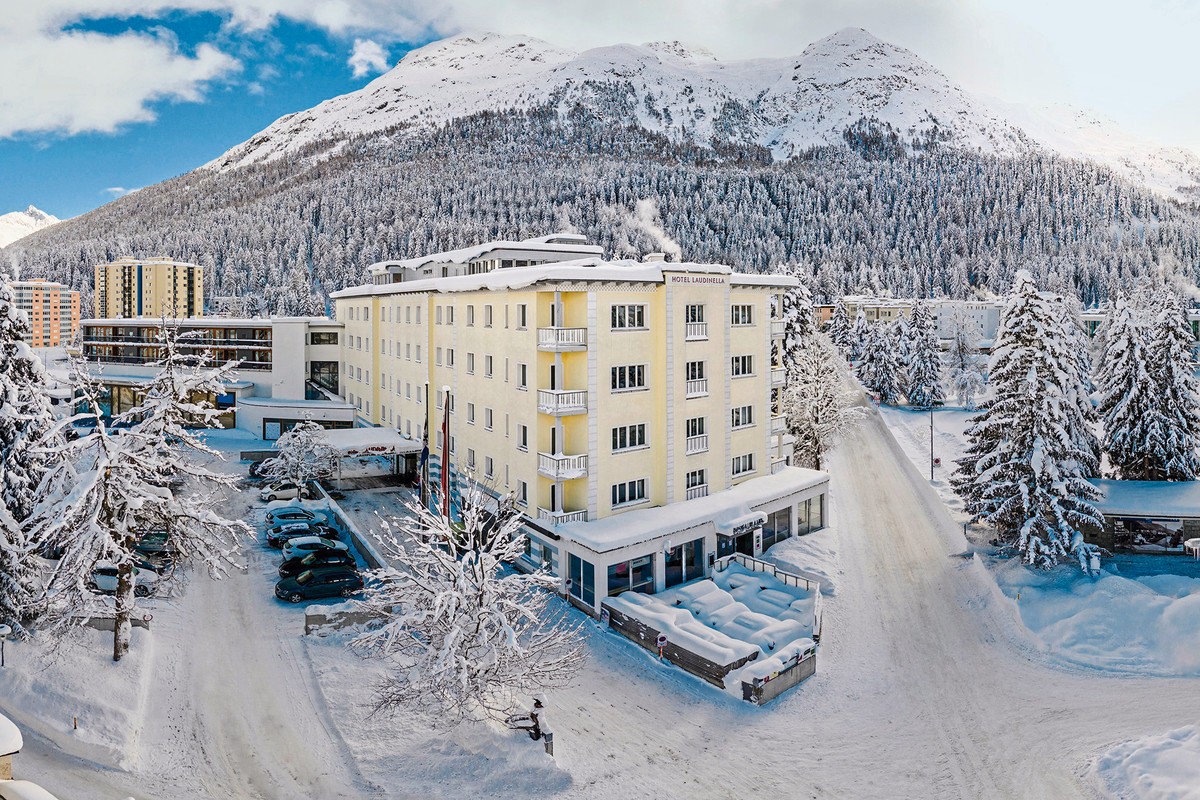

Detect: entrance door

[736,531,755,556]
[549,364,558,390]
[664,538,704,588]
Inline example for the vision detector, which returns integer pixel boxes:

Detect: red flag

[440,386,450,519]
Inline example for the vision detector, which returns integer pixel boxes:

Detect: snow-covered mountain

[209,28,1200,202]
[0,206,60,249]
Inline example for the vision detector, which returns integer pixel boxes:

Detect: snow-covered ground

[1094,724,1200,800]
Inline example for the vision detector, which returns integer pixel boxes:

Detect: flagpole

[441,385,451,520]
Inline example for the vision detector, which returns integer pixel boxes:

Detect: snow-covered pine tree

[261,419,337,490]
[904,301,945,409]
[891,312,914,392]
[783,334,865,470]
[944,304,985,410]
[952,271,1103,570]
[826,303,852,356]
[775,272,814,376]
[352,481,585,725]
[1096,296,1159,480]
[0,275,59,522]
[1142,291,1200,481]
[848,309,871,363]
[855,323,903,404]
[31,329,252,661]
[1060,296,1102,478]
[0,503,39,639]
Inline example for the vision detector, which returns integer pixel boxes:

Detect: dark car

[274,567,364,603]
[265,522,340,548]
[278,549,357,579]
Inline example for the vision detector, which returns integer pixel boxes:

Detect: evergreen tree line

[3,107,1199,315]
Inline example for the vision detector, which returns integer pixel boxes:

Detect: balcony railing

[685,434,709,455]
[537,389,587,416]
[685,484,709,500]
[537,507,588,526]
[685,378,708,398]
[771,319,786,338]
[771,458,787,475]
[771,368,786,387]
[537,452,589,480]
[537,327,587,351]
[685,322,708,341]
[771,415,785,435]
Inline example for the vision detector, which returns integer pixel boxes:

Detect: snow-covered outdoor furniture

[1186,538,1200,560]
[0,713,22,780]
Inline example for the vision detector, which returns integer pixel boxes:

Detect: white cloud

[347,38,389,77]
[102,186,141,197]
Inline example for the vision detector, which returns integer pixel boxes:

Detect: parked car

[89,562,158,597]
[266,523,340,548]
[265,506,329,527]
[275,567,364,603]
[247,459,274,479]
[259,482,308,502]
[278,549,357,578]
[281,536,348,562]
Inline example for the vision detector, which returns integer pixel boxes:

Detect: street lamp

[0,623,10,667]
[929,400,945,482]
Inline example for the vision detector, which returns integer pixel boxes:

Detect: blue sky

[2,1,1197,220]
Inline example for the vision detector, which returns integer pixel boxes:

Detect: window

[484,305,493,327]
[516,304,528,329]
[466,305,475,326]
[355,367,362,382]
[415,306,421,324]
[415,345,421,363]
[732,405,755,428]
[519,480,529,505]
[484,456,495,479]
[436,347,442,366]
[405,307,411,324]
[686,469,706,488]
[732,453,755,476]
[436,307,443,324]
[485,355,493,378]
[731,355,753,377]
[731,304,754,325]
[363,306,369,321]
[611,304,646,329]
[607,554,654,597]
[685,360,705,380]
[517,424,529,451]
[517,363,528,390]
[446,348,454,368]
[446,306,454,325]
[686,417,706,438]
[568,553,595,607]
[611,423,647,452]
[485,408,494,430]
[467,353,475,374]
[685,304,704,323]
[524,536,551,568]
[467,448,475,469]
[611,478,647,508]
[310,331,338,345]
[611,364,646,392]
[467,402,475,425]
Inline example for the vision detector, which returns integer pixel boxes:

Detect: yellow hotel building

[94,256,204,319]
[332,235,829,614]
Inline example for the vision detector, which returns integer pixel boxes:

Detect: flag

[440,386,451,519]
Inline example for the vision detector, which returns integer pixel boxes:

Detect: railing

[771,319,786,338]
[536,389,587,415]
[771,368,786,387]
[771,458,787,475]
[771,415,785,435]
[685,483,709,500]
[537,507,588,525]
[685,322,708,341]
[714,553,815,592]
[537,452,589,480]
[685,434,709,455]
[81,353,271,370]
[685,378,708,398]
[537,327,587,350]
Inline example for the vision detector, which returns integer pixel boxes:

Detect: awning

[320,426,424,457]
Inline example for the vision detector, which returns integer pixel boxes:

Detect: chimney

[642,252,666,263]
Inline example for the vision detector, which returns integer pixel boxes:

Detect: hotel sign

[667,274,728,286]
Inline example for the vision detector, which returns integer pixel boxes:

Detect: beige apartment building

[332,236,829,614]
[94,256,204,319]
[11,279,80,347]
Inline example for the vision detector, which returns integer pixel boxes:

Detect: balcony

[685,484,709,500]
[537,327,587,352]
[685,434,709,455]
[771,319,786,338]
[771,368,786,388]
[537,452,589,480]
[537,389,587,416]
[771,415,785,435]
[770,458,788,475]
[685,322,708,341]
[537,507,588,526]
[685,378,708,398]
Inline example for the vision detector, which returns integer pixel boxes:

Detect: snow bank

[605,591,759,666]
[0,628,153,767]
[0,712,21,755]
[764,524,843,595]
[1094,724,1200,800]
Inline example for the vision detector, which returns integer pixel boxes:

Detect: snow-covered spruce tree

[1142,291,1200,481]
[848,309,871,363]
[825,303,852,356]
[0,275,60,522]
[775,272,815,374]
[855,323,903,405]
[0,504,39,639]
[952,271,1103,570]
[783,335,866,470]
[31,333,252,661]
[1060,296,1102,478]
[904,301,945,409]
[261,419,337,490]
[352,481,585,726]
[1095,296,1159,480]
[944,305,985,410]
[890,312,913,392]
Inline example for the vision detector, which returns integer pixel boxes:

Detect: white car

[281,536,349,562]
[259,482,307,502]
[90,562,158,597]
[265,506,329,527]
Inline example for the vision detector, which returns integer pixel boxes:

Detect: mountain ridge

[0,206,60,250]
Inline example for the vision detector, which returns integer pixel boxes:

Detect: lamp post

[0,623,10,667]
[929,400,944,482]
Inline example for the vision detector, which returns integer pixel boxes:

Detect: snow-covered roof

[81,316,337,327]
[561,466,827,552]
[367,233,602,274]
[1089,479,1200,519]
[236,396,354,409]
[335,259,796,300]
[0,712,22,757]
[320,426,424,456]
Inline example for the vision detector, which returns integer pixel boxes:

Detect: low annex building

[1086,479,1200,554]
[332,234,830,614]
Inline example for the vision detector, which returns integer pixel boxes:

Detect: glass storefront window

[568,554,595,606]
[607,554,654,596]
[762,508,792,550]
[665,538,704,588]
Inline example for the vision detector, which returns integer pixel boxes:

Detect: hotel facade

[332,236,829,614]
[11,279,81,347]
[94,256,204,319]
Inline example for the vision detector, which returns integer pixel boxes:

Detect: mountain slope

[208,29,1199,201]
[0,206,59,249]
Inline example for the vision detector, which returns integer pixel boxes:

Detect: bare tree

[352,481,585,725]
[783,335,866,470]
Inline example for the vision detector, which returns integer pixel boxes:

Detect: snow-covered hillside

[209,28,1200,201]
[0,206,59,249]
